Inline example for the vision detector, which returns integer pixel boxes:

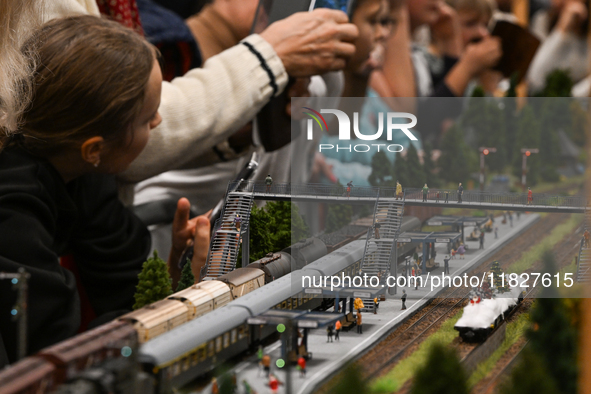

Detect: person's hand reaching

[169,198,210,286]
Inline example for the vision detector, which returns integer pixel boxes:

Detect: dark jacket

[0,148,150,365]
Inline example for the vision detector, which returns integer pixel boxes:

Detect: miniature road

[194,213,542,394]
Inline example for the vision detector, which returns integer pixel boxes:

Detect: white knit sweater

[43,0,289,190]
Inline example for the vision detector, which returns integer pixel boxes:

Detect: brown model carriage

[37,320,137,383]
[0,357,57,394]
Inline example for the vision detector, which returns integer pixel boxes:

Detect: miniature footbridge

[231,181,587,214]
[205,181,587,279]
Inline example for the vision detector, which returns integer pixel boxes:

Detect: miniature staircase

[576,210,591,282]
[204,191,254,279]
[358,192,405,311]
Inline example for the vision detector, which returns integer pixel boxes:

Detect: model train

[454,285,525,342]
[119,217,419,344]
[139,239,371,393]
[0,216,422,394]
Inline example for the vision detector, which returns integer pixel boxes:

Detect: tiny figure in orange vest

[335,320,342,341]
[527,187,533,205]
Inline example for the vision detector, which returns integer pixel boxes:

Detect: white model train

[454,285,525,342]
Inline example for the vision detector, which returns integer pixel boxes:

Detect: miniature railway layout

[319,212,582,394]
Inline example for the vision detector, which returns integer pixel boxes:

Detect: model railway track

[363,286,470,381]
[319,213,577,394]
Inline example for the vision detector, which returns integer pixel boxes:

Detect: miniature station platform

[193,212,541,394]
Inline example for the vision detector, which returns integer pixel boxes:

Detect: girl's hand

[169,198,210,286]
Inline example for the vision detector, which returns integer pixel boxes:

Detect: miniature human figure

[346,180,353,197]
[373,297,379,314]
[265,174,273,193]
[422,183,429,202]
[261,354,271,378]
[517,211,521,220]
[396,180,403,200]
[458,183,464,203]
[234,214,242,232]
[436,191,440,203]
[335,320,341,341]
[443,255,450,275]
[211,377,219,394]
[257,345,264,376]
[297,356,307,377]
[451,248,456,260]
[327,324,334,342]
[509,212,513,227]
[269,374,281,394]
[444,191,449,203]
[356,312,363,334]
[374,222,381,239]
[479,231,485,250]
[584,229,590,247]
[502,211,507,224]
[243,380,256,394]
[527,187,533,205]
[494,227,498,239]
[401,289,407,310]
[457,244,466,259]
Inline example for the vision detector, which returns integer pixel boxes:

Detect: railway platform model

[196,212,541,394]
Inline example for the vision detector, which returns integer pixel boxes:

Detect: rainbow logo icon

[303,107,328,133]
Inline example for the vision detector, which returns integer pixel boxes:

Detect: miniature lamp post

[478,147,497,191]
[520,148,539,191]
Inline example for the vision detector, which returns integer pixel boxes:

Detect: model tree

[536,98,565,182]
[328,362,368,394]
[569,100,589,147]
[439,124,477,184]
[411,342,469,394]
[133,250,173,309]
[525,251,578,394]
[326,204,353,233]
[500,348,559,394]
[369,150,395,187]
[422,142,440,188]
[536,69,573,97]
[405,144,425,188]
[392,150,410,188]
[489,261,509,293]
[246,201,310,263]
[176,260,195,292]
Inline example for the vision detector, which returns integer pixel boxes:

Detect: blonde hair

[446,0,495,20]
[0,0,41,134]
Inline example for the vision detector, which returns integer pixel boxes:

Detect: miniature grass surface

[507,214,582,275]
[467,312,530,388]
[370,311,463,393]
